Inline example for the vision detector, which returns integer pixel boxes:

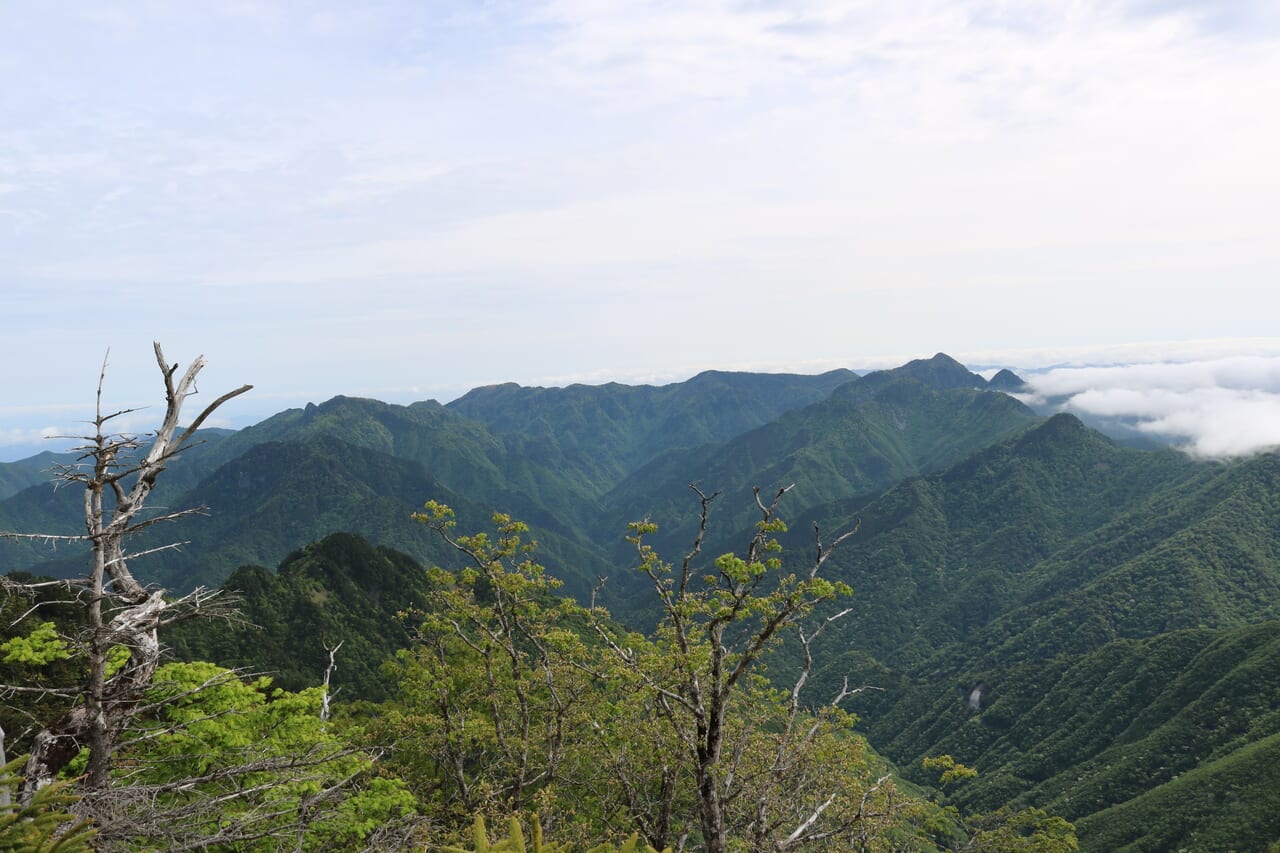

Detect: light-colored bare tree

[0,343,251,800]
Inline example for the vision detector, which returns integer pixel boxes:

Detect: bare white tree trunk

[1,344,251,801]
[319,639,343,725]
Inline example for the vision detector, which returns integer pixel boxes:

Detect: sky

[3,1,1280,460]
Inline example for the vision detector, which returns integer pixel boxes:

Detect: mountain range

[4,351,1280,850]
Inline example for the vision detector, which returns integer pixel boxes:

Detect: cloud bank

[1020,355,1280,458]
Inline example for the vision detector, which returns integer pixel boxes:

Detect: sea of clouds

[1016,354,1280,458]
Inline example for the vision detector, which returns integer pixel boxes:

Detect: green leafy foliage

[923,755,979,787]
[0,580,82,760]
[98,661,416,851]
[0,623,68,666]
[374,503,602,830]
[961,808,1078,853]
[368,502,943,851]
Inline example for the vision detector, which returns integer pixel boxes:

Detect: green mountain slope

[147,433,609,595]
[447,368,858,490]
[0,429,239,571]
[1073,724,1280,851]
[789,417,1280,848]
[4,433,609,596]
[875,622,1280,851]
[197,396,592,538]
[13,351,1279,850]
[166,532,436,701]
[802,414,1197,669]
[0,452,68,501]
[602,376,1038,561]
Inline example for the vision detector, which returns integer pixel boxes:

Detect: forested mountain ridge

[0,353,1029,597]
[798,413,1201,668]
[447,367,859,489]
[597,376,1038,589]
[6,351,1280,849]
[0,451,71,502]
[779,415,1280,850]
[165,531,438,701]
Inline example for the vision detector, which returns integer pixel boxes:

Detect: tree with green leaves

[81,660,417,851]
[921,756,1077,852]
[0,348,414,850]
[439,814,669,853]
[593,484,905,852]
[386,502,603,838]
[404,490,922,851]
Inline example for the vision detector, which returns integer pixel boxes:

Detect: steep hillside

[447,368,858,489]
[4,357,1031,605]
[167,532,436,700]
[0,451,69,501]
[601,375,1037,564]
[15,352,1280,850]
[803,414,1197,668]
[0,428,239,570]
[4,432,610,596]
[873,622,1280,851]
[792,420,1280,848]
[197,396,593,535]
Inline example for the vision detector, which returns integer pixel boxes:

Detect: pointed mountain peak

[1011,412,1106,457]
[860,352,988,392]
[988,368,1028,392]
[1037,411,1091,433]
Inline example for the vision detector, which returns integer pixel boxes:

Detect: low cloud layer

[1019,355,1280,458]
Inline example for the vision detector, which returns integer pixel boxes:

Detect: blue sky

[4,1,1280,459]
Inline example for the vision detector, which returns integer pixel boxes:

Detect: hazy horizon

[6,338,1280,462]
[4,3,1278,459]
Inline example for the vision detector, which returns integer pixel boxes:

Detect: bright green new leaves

[0,623,69,667]
[923,754,979,787]
[610,487,922,851]
[103,661,415,851]
[398,498,918,850]
[920,757,1077,851]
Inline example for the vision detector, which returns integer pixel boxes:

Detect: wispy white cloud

[0,425,73,446]
[2,1,1279,447]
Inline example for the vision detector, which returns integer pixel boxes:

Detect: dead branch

[5,345,251,803]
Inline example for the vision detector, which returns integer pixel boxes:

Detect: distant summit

[987,368,1028,392]
[850,352,989,396]
[896,352,988,389]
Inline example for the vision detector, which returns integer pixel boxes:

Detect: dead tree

[0,343,250,800]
